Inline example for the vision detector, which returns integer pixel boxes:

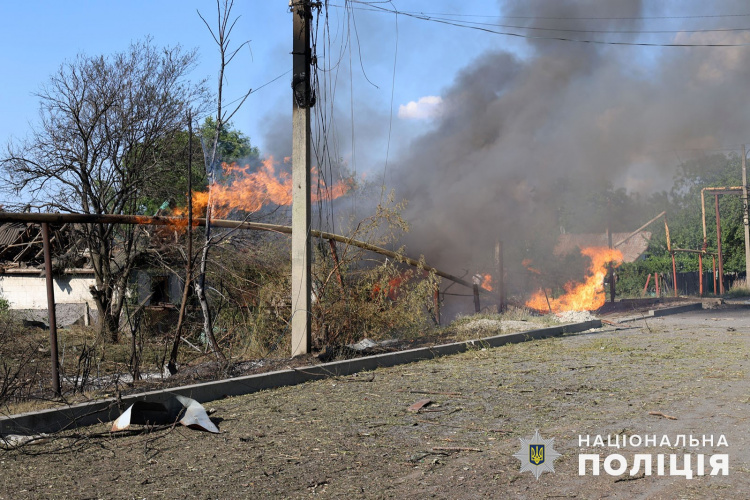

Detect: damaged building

[0,222,183,327]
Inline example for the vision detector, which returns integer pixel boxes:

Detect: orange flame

[372,275,404,301]
[480,273,493,291]
[526,246,623,313]
[172,156,354,224]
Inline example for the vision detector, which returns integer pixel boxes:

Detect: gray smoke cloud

[392,0,750,289]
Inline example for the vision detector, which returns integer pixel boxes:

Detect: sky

[4,0,750,284]
[0,0,500,165]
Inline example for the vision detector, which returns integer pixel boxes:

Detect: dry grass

[726,278,750,298]
[3,309,749,498]
[0,311,213,415]
[446,307,562,339]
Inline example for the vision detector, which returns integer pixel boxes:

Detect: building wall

[0,274,96,309]
[0,271,182,327]
[132,271,183,306]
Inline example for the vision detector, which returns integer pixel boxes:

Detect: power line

[422,17,750,35]
[222,70,291,109]
[332,3,750,47]
[382,1,398,200]
[347,2,750,21]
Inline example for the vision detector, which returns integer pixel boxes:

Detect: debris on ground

[0,433,50,449]
[554,310,598,323]
[648,411,678,420]
[317,338,402,361]
[407,399,433,413]
[111,395,219,433]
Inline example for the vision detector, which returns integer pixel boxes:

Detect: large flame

[172,156,354,225]
[526,246,623,313]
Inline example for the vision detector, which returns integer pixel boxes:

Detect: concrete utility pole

[743,144,750,281]
[290,0,313,356]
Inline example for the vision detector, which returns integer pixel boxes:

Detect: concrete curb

[615,302,704,323]
[0,320,600,436]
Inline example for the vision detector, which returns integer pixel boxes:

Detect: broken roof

[554,231,652,263]
[0,223,27,247]
[0,222,88,270]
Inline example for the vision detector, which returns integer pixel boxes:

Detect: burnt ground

[2,303,750,499]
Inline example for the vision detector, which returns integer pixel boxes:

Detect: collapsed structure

[0,222,182,326]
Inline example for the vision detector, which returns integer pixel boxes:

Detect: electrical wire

[418,17,750,35]
[346,2,750,22]
[381,0,398,202]
[331,2,750,47]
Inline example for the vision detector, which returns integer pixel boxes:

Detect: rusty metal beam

[671,248,716,255]
[41,223,61,397]
[613,211,666,249]
[715,195,725,294]
[703,187,743,195]
[701,187,743,246]
[0,212,491,296]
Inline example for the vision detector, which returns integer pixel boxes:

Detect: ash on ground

[554,310,598,323]
[456,318,541,334]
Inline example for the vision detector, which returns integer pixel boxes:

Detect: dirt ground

[2,303,750,499]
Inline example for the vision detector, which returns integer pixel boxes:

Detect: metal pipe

[41,223,61,397]
[671,252,678,297]
[702,187,743,246]
[701,189,706,247]
[699,252,703,297]
[613,211,666,248]
[743,145,750,284]
[671,248,717,255]
[715,194,725,295]
[0,212,492,297]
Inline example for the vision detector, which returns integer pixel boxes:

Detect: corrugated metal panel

[0,223,27,247]
[554,231,652,263]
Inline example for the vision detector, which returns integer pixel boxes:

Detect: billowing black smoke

[392,0,750,294]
